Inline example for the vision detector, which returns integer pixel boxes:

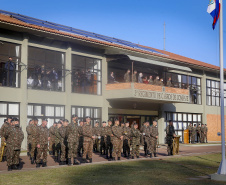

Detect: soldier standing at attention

[36,118,49,168]
[82,116,94,163]
[4,118,24,171]
[166,120,176,156]
[123,121,131,158]
[131,123,141,159]
[100,121,107,156]
[54,121,62,162]
[191,124,196,144]
[78,121,84,157]
[132,70,137,82]
[204,124,208,143]
[30,117,39,164]
[124,69,131,82]
[49,122,57,155]
[106,120,113,159]
[166,77,172,87]
[93,121,101,153]
[143,121,151,157]
[150,120,159,157]
[187,123,193,143]
[112,119,124,161]
[200,124,205,143]
[58,119,69,165]
[196,124,201,143]
[26,120,33,157]
[0,117,12,162]
[67,115,80,165]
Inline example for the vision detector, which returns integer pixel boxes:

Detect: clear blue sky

[0,0,224,67]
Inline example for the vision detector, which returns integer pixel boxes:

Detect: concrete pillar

[102,57,108,121]
[20,35,28,150]
[202,72,207,124]
[158,110,165,144]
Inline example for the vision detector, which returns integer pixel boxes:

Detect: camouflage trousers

[123,139,130,155]
[112,138,123,158]
[150,139,157,154]
[93,139,100,152]
[144,137,151,154]
[36,144,48,163]
[78,136,84,154]
[100,137,106,154]
[191,134,196,143]
[68,141,78,159]
[83,138,93,159]
[27,135,32,153]
[60,142,68,162]
[49,139,55,152]
[200,133,205,143]
[166,137,173,154]
[30,141,37,158]
[6,145,20,166]
[131,144,139,157]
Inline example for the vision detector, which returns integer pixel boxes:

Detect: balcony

[105,83,189,103]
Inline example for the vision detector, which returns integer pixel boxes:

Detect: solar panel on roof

[0,9,166,56]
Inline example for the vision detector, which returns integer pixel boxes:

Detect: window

[166,112,202,142]
[164,72,202,104]
[27,104,65,128]
[0,41,21,88]
[72,55,102,95]
[0,102,19,128]
[206,79,226,106]
[71,106,101,127]
[27,47,65,92]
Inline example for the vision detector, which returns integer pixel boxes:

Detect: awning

[127,55,192,72]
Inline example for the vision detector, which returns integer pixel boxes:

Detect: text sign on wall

[134,89,189,103]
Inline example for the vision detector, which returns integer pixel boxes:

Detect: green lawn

[0,153,225,185]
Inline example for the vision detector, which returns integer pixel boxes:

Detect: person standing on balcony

[108,72,115,84]
[143,76,149,84]
[160,78,164,86]
[124,69,131,82]
[4,57,15,87]
[166,77,172,87]
[132,70,137,82]
[154,76,161,85]
[148,76,154,85]
[138,73,143,83]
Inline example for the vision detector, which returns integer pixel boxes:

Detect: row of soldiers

[188,123,208,143]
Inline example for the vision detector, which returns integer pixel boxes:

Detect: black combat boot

[31,157,35,164]
[2,156,6,162]
[144,151,147,157]
[36,163,41,168]
[49,151,52,155]
[132,156,134,159]
[89,158,92,163]
[81,158,86,163]
[112,157,116,161]
[68,158,72,166]
[154,153,157,157]
[118,157,121,161]
[27,152,30,156]
[124,153,127,157]
[8,165,12,171]
[73,158,80,165]
[137,156,140,158]
[42,162,47,167]
[168,152,171,156]
[60,161,66,165]
[150,153,152,158]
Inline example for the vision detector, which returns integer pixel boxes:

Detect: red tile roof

[0,13,222,72]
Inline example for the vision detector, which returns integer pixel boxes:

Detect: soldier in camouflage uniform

[204,124,208,143]
[150,120,159,157]
[196,124,201,143]
[93,121,101,153]
[142,121,151,157]
[187,123,192,143]
[123,121,131,158]
[112,119,124,160]
[131,123,140,159]
[49,122,57,155]
[67,115,80,165]
[26,119,33,157]
[166,120,176,156]
[200,124,206,143]
[36,118,49,168]
[124,69,131,82]
[30,117,39,164]
[58,119,69,165]
[191,124,196,144]
[132,70,137,82]
[106,120,113,159]
[82,116,94,163]
[0,117,11,162]
[100,121,107,156]
[54,121,62,162]
[78,121,84,157]
[3,118,24,171]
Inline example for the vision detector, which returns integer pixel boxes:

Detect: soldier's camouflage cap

[63,119,69,122]
[42,118,48,122]
[72,114,78,118]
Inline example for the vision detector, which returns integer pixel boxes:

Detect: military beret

[7,116,12,119]
[86,116,91,119]
[12,117,19,121]
[4,119,7,122]
[102,121,106,123]
[114,118,119,121]
[33,117,38,121]
[72,114,78,118]
[53,122,57,124]
[168,120,172,123]
[63,119,69,122]
[133,123,138,125]
[42,118,48,122]
[57,121,62,124]
[95,121,99,123]
[125,121,129,124]
[107,120,112,122]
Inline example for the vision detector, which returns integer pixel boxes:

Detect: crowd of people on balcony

[109,69,173,87]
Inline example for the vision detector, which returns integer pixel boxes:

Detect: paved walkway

[0,144,222,173]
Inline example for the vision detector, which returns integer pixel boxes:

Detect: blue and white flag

[207,0,221,30]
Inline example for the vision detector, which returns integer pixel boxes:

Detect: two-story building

[0,10,225,149]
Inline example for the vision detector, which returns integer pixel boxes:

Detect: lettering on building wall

[134,89,189,102]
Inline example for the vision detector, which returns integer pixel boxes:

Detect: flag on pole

[207,0,221,30]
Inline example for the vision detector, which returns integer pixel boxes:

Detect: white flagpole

[217,0,226,175]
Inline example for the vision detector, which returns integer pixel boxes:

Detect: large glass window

[164,72,201,104]
[0,41,21,88]
[72,55,102,95]
[206,79,226,106]
[27,104,65,128]
[71,106,101,127]
[27,47,65,92]
[0,102,20,128]
[166,112,202,142]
